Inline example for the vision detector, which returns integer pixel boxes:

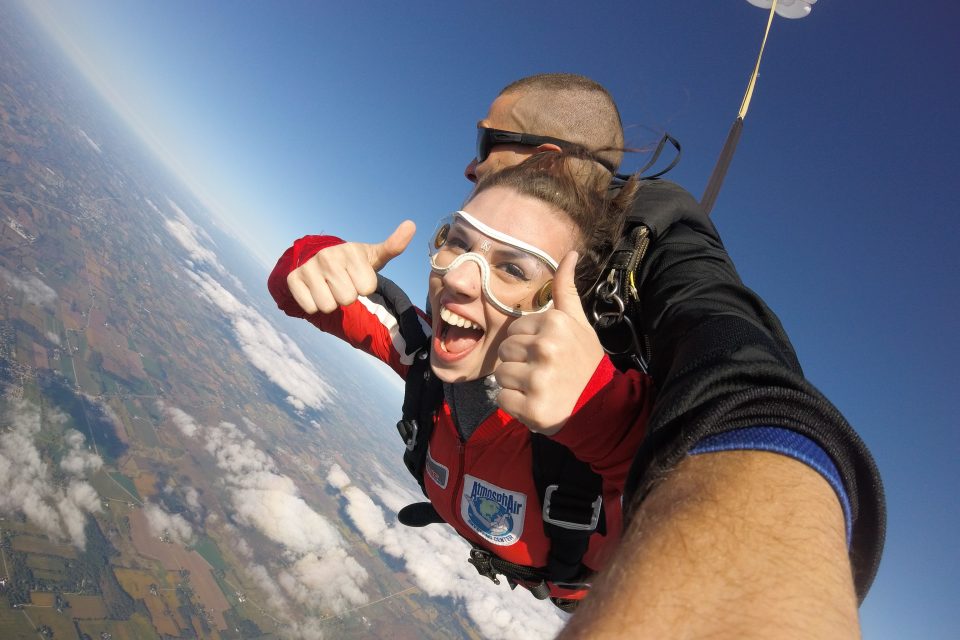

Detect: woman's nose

[442,258,482,296]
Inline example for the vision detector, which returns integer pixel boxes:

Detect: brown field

[0,604,33,639]
[86,306,147,380]
[133,471,159,498]
[112,566,161,599]
[66,594,107,619]
[143,590,184,637]
[113,566,187,635]
[59,298,84,331]
[29,592,55,606]
[11,535,77,558]
[19,606,76,640]
[128,510,229,630]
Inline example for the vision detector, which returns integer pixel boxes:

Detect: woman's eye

[446,236,470,251]
[498,262,529,280]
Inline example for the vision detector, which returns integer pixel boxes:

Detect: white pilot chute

[746,0,817,20]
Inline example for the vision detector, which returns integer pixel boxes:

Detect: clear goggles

[428,210,559,317]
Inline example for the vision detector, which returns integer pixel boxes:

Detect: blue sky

[21,1,959,637]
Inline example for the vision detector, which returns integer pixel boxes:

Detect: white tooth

[440,306,480,331]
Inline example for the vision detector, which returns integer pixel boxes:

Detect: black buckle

[395,419,419,451]
[467,548,501,585]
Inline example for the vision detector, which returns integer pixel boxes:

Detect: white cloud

[240,416,266,439]
[158,400,199,437]
[0,266,57,306]
[0,397,102,548]
[184,269,335,411]
[143,501,196,545]
[76,128,102,153]
[60,429,104,475]
[326,463,351,490]
[45,331,61,345]
[183,485,201,510]
[159,197,224,272]
[278,549,368,612]
[329,467,567,639]
[154,197,246,292]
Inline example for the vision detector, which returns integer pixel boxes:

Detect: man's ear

[536,143,563,153]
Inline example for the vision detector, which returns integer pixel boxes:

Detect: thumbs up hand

[287,220,416,315]
[494,251,605,435]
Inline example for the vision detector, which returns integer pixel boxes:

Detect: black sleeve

[623,182,886,601]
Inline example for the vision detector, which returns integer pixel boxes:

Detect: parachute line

[701,0,780,214]
[739,0,779,119]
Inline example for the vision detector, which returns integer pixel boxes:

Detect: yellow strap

[739,0,779,119]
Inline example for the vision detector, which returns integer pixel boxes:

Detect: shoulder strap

[396,347,443,495]
[530,434,605,582]
[593,179,716,372]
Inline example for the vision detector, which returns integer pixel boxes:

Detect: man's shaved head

[498,73,625,172]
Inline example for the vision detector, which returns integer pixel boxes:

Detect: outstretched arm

[267,221,427,374]
[558,450,860,640]
[617,183,884,598]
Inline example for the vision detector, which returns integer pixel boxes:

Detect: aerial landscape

[0,3,565,638]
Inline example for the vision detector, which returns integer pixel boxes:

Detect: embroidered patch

[460,475,525,546]
[425,448,448,489]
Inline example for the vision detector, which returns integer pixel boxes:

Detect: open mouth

[436,306,484,356]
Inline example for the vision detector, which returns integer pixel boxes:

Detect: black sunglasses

[475,127,617,174]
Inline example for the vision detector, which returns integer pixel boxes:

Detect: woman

[268,154,652,607]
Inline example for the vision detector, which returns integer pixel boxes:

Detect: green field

[125,410,160,449]
[89,469,134,503]
[108,471,143,502]
[192,536,228,573]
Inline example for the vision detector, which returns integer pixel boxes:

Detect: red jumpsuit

[269,235,654,599]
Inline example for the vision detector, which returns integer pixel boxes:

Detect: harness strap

[397,348,442,495]
[531,434,605,582]
[466,545,592,599]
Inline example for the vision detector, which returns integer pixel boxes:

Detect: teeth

[440,306,481,330]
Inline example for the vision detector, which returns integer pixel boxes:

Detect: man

[465,74,884,638]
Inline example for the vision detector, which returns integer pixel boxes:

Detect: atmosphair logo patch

[460,475,525,546]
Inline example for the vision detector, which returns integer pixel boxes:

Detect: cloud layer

[160,404,368,625]
[185,269,335,411]
[0,398,103,548]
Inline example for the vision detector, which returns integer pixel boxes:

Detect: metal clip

[591,271,626,326]
[542,485,603,531]
[467,548,501,585]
